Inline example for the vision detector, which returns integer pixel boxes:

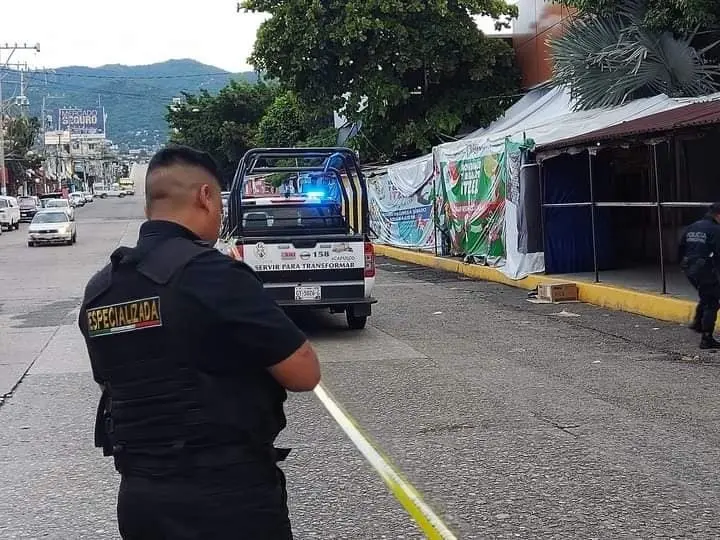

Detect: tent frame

[537,127,719,295]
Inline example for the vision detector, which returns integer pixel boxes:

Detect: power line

[22,69,240,80]
[19,72,179,102]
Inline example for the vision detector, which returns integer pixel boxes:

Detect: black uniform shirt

[133,220,308,374]
[679,215,720,275]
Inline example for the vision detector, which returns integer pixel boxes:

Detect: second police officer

[679,202,720,349]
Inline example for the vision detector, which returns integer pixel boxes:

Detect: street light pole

[0,42,40,195]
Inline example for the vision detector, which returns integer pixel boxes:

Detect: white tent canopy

[375,86,720,280]
[435,87,720,158]
[385,86,568,195]
[385,86,720,193]
[385,153,434,198]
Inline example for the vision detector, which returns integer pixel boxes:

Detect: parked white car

[44,198,75,220]
[69,192,85,207]
[27,209,77,246]
[0,196,21,231]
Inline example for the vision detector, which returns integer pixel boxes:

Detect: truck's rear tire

[346,311,367,330]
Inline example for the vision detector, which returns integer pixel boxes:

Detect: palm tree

[550,0,720,110]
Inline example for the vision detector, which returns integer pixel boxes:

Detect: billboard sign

[57,108,105,135]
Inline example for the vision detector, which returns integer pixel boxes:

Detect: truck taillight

[364,242,375,278]
[230,243,244,260]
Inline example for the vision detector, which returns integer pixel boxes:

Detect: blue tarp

[542,154,615,274]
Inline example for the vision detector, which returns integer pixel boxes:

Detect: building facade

[43,107,117,192]
[44,130,73,186]
[512,0,574,88]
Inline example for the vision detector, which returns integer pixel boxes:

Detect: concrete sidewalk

[375,244,704,329]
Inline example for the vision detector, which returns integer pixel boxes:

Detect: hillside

[16,59,256,149]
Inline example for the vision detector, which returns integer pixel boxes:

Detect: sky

[2,0,510,72]
[2,1,268,72]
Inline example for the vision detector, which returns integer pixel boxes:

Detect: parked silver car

[44,198,75,220]
[27,209,77,246]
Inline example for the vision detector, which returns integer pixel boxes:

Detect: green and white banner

[436,144,506,264]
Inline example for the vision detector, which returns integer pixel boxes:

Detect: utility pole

[41,93,64,192]
[0,62,29,112]
[0,42,40,195]
[19,67,28,118]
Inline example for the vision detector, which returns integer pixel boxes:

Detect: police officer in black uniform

[679,202,720,349]
[78,145,321,539]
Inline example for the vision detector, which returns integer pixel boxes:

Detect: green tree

[242,0,521,161]
[2,117,41,192]
[255,91,324,146]
[256,90,339,148]
[554,0,720,34]
[5,117,40,160]
[166,80,279,183]
[257,92,340,187]
[256,92,304,148]
[550,0,720,110]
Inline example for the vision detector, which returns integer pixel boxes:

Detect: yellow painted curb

[375,244,702,328]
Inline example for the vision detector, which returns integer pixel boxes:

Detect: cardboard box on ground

[536,283,579,303]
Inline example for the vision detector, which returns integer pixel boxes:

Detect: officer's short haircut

[146,145,222,186]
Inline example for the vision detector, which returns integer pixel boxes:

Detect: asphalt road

[2,170,720,538]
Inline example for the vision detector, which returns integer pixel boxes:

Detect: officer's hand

[268,340,321,392]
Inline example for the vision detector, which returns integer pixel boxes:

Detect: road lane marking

[314,384,458,540]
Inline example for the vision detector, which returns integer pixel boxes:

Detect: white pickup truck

[220,148,377,329]
[95,186,126,199]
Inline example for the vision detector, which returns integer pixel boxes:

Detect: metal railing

[540,144,713,294]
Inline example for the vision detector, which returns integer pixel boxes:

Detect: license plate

[294,286,321,301]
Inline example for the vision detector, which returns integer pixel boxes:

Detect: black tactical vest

[79,236,288,475]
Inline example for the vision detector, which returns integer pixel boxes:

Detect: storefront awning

[536,99,720,153]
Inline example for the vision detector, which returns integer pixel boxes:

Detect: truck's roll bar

[223,147,369,239]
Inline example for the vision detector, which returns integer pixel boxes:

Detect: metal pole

[0,43,41,196]
[0,62,5,195]
[652,143,667,294]
[433,167,438,257]
[588,149,599,283]
[538,160,547,272]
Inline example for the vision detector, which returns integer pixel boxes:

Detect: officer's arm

[713,228,720,259]
[179,254,321,390]
[267,340,321,392]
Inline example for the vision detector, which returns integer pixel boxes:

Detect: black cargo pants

[688,273,720,334]
[117,465,292,540]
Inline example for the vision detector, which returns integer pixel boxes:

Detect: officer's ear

[197,183,214,212]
